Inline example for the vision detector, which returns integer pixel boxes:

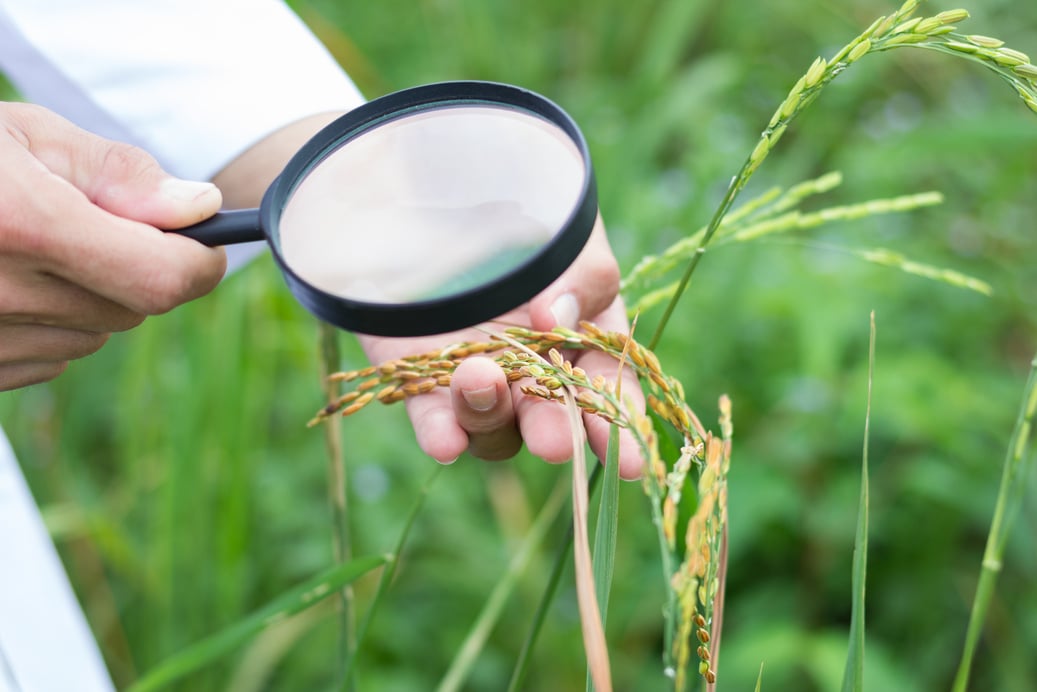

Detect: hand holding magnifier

[171,81,598,337]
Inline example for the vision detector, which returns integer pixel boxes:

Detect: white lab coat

[0,2,363,688]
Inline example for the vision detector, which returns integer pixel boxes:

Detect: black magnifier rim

[260,80,598,337]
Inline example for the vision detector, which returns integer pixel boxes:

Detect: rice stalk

[646,0,1037,349]
[301,8,1037,687]
[846,247,992,295]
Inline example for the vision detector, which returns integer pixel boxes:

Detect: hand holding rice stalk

[312,323,728,687]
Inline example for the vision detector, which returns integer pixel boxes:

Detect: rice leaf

[587,425,622,691]
[127,554,388,692]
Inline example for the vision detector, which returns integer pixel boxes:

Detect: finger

[513,382,576,463]
[2,161,226,315]
[0,324,109,364]
[6,103,223,228]
[0,265,145,332]
[580,359,646,480]
[357,331,472,463]
[0,361,69,392]
[1,107,227,315]
[526,216,620,331]
[405,389,469,464]
[450,357,522,461]
[576,297,647,480]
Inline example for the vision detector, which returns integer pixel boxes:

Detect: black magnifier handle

[170,208,265,247]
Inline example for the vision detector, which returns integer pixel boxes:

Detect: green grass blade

[127,554,388,692]
[593,425,622,622]
[754,662,765,692]
[342,465,442,688]
[586,425,621,692]
[952,353,1037,692]
[841,311,874,692]
[437,477,569,692]
[318,322,355,689]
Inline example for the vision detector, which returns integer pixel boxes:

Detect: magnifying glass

[171,81,598,337]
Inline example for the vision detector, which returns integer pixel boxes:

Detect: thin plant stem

[952,353,1037,691]
[648,189,734,351]
[319,322,355,688]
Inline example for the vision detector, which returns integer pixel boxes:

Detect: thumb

[92,155,223,230]
[12,103,222,228]
[527,216,620,331]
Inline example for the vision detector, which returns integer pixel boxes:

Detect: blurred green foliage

[2,0,1036,689]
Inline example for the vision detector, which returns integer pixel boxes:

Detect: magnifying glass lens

[275,105,586,304]
[169,82,597,336]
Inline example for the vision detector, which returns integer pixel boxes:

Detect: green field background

[2,0,1036,689]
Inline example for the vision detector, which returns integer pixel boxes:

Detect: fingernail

[462,385,498,412]
[161,177,219,203]
[550,293,580,330]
